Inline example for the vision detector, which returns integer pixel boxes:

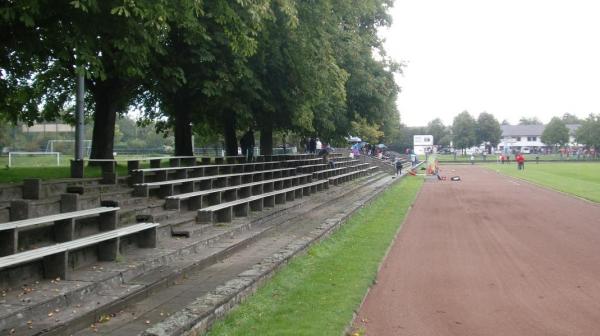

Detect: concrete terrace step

[71,184,131,195]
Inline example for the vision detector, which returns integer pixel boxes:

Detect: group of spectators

[304,137,323,154]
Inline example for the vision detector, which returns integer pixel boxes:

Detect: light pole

[71,72,85,178]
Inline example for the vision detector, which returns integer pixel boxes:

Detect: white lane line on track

[509,180,520,186]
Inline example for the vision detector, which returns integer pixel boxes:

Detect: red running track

[354,165,600,336]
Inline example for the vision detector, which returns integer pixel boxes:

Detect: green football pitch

[482,162,600,203]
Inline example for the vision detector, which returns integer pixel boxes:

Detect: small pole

[75,74,85,161]
[71,73,86,178]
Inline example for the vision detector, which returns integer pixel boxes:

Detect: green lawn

[0,165,133,183]
[206,176,423,336]
[0,154,167,183]
[482,162,600,203]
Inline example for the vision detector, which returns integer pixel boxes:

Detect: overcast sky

[380,0,600,127]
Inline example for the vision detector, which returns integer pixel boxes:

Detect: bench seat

[131,161,283,184]
[0,207,120,256]
[0,222,158,280]
[328,169,369,185]
[296,163,328,174]
[133,167,297,198]
[164,174,313,211]
[196,180,329,224]
[312,162,370,180]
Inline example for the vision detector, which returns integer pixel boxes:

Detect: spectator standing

[516,152,525,170]
[240,129,255,162]
[395,157,403,176]
[309,138,317,154]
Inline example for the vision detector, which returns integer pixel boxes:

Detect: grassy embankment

[483,162,600,203]
[206,176,423,336]
[0,155,163,183]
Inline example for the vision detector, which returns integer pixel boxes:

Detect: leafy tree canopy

[426,118,449,146]
[476,112,502,146]
[518,116,542,125]
[561,113,582,124]
[452,111,477,150]
[575,114,600,149]
[541,117,569,146]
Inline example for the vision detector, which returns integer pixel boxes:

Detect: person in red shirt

[516,152,525,170]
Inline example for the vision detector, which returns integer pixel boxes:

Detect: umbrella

[346,136,362,143]
[376,144,387,149]
[352,142,367,150]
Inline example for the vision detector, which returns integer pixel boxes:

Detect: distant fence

[435,153,600,163]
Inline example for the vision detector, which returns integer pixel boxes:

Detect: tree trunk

[260,121,273,156]
[223,109,238,156]
[174,100,193,156]
[90,80,121,161]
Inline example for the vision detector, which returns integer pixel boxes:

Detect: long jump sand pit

[355,165,600,335]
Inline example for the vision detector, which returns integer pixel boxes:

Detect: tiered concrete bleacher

[190,156,374,225]
[196,180,329,224]
[126,155,199,171]
[0,151,385,335]
[132,153,375,227]
[133,167,298,198]
[131,161,283,184]
[328,165,378,185]
[164,174,313,211]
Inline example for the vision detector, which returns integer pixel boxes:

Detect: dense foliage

[451,111,478,151]
[575,114,600,149]
[0,0,401,158]
[541,117,569,147]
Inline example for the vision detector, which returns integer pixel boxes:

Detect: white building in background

[21,122,74,133]
[413,134,434,155]
[498,124,581,153]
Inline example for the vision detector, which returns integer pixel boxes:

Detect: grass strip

[0,165,130,183]
[482,162,600,203]
[206,176,423,336]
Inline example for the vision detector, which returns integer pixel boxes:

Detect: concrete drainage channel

[142,173,403,336]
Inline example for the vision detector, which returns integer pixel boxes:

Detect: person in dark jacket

[240,129,255,162]
[309,137,317,154]
[395,157,403,176]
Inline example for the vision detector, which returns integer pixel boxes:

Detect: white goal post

[45,139,92,156]
[8,152,61,167]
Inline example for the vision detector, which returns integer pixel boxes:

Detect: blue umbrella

[352,142,367,150]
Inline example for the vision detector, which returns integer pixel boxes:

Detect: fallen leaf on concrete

[98,314,111,323]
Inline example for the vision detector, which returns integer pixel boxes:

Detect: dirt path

[354,165,600,336]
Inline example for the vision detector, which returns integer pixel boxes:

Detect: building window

[516,137,521,141]
[527,136,536,141]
